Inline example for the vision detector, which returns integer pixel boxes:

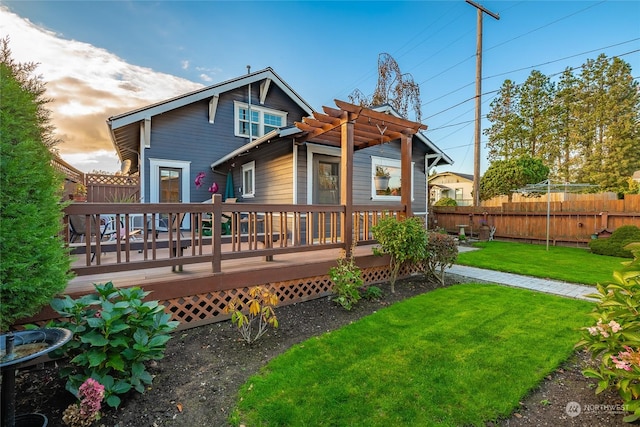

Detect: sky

[1,0,639,174]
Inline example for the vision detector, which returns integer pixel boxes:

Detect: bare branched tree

[348,53,422,122]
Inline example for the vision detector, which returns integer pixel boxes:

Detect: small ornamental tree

[479,155,549,202]
[425,232,458,286]
[372,215,428,293]
[0,38,71,331]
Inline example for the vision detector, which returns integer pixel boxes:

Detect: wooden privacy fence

[432,194,640,245]
[86,174,140,202]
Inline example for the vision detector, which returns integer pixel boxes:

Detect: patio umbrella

[224,170,234,201]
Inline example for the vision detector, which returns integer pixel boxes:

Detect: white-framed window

[371,156,414,201]
[455,188,463,201]
[234,101,287,138]
[242,161,255,198]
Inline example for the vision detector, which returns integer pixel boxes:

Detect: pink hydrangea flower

[78,378,104,418]
[608,320,622,333]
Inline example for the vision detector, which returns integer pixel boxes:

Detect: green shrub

[46,282,179,408]
[434,197,457,207]
[576,242,640,423]
[360,285,383,301]
[589,225,640,258]
[372,216,428,293]
[0,43,71,331]
[425,232,458,285]
[329,251,363,311]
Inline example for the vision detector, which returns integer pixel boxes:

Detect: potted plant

[72,183,87,202]
[374,166,390,192]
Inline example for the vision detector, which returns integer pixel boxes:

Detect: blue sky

[1,0,639,173]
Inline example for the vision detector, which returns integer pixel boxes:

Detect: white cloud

[0,6,203,172]
[181,59,189,70]
[199,73,213,82]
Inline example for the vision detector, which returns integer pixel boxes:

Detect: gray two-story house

[107,67,453,228]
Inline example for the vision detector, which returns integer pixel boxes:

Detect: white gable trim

[208,95,219,124]
[260,79,271,105]
[108,68,313,130]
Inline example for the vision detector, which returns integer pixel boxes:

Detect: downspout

[247,65,252,142]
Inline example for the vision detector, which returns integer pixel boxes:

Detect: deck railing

[64,196,405,276]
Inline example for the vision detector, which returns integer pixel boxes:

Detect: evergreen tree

[552,68,581,182]
[518,70,556,162]
[0,37,71,331]
[484,54,639,193]
[484,79,524,161]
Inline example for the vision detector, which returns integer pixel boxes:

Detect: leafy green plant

[372,216,428,293]
[106,192,138,203]
[328,250,363,310]
[589,225,640,258]
[575,242,640,423]
[46,282,179,408]
[225,285,279,344]
[425,232,458,285]
[375,165,390,178]
[360,285,383,301]
[0,40,72,331]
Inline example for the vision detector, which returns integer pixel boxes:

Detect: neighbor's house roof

[211,102,453,170]
[107,67,314,174]
[428,171,473,182]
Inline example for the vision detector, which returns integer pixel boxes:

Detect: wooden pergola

[293,99,428,254]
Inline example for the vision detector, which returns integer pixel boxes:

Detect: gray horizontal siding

[143,79,308,203]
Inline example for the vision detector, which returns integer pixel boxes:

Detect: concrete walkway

[447,246,598,301]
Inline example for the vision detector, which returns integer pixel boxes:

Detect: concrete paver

[448,246,598,301]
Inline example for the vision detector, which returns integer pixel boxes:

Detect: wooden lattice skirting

[165,263,421,331]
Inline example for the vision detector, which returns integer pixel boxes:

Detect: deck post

[341,114,354,256]
[212,194,222,272]
[401,132,413,218]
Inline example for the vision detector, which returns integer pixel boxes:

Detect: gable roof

[211,101,453,169]
[428,171,474,182]
[107,67,314,173]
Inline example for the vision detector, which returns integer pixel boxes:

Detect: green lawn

[231,284,593,426]
[456,241,627,285]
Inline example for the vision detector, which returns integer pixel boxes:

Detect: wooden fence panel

[432,203,640,245]
[626,194,640,212]
[86,174,140,203]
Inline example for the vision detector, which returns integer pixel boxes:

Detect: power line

[423,48,638,123]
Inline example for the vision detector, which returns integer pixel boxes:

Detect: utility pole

[466,0,499,207]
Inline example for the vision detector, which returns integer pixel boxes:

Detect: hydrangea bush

[576,242,640,422]
[47,282,179,408]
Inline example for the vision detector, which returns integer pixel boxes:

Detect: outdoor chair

[68,214,101,243]
[68,214,121,262]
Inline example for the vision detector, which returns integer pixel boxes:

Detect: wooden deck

[24,243,395,331]
[16,199,406,330]
[67,242,369,295]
